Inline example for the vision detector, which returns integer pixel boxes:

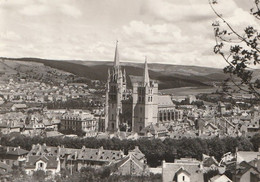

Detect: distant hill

[0,57,229,90]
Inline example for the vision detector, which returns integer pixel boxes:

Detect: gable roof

[128,146,145,161]
[210,174,232,182]
[25,155,59,169]
[158,95,175,107]
[237,151,260,163]
[162,160,203,182]
[141,123,168,135]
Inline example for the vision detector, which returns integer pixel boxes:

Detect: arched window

[112,123,114,130]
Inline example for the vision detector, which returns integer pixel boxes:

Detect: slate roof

[141,123,168,135]
[162,160,203,182]
[210,174,232,182]
[158,95,175,107]
[114,153,145,170]
[29,144,124,162]
[237,151,260,163]
[6,147,29,156]
[128,146,145,161]
[25,155,59,169]
[236,161,260,177]
[76,146,124,162]
[0,162,11,175]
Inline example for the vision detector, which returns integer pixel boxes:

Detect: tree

[32,170,46,182]
[209,0,260,98]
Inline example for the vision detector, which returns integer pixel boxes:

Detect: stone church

[105,42,183,133]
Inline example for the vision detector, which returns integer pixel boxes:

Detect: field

[160,86,217,96]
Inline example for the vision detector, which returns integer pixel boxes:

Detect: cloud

[60,4,82,18]
[0,0,258,68]
[19,4,50,16]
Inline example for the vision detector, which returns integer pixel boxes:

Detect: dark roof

[6,147,29,156]
[25,155,58,169]
[128,146,145,160]
[141,123,168,135]
[162,160,203,182]
[0,162,12,175]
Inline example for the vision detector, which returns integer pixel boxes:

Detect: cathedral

[105,42,183,133]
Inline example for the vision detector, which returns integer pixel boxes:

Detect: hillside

[0,57,228,90]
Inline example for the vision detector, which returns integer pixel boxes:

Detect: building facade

[105,43,182,133]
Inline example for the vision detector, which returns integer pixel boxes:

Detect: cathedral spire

[114,40,120,67]
[143,56,150,86]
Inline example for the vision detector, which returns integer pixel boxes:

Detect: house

[140,123,168,138]
[11,104,27,112]
[233,160,260,182]
[0,146,29,166]
[28,144,125,171]
[236,148,260,164]
[0,162,12,176]
[112,153,149,176]
[202,154,219,169]
[209,174,232,182]
[111,146,148,176]
[24,155,60,175]
[162,158,204,182]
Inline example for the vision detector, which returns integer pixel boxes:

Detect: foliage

[209,0,260,97]
[32,170,47,182]
[0,134,256,168]
[203,170,219,182]
[250,132,260,150]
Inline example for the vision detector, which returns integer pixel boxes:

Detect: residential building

[162,158,204,182]
[24,155,60,175]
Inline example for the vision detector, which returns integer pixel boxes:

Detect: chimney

[162,160,166,168]
[257,155,260,172]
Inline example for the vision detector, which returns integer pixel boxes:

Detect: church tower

[131,58,158,133]
[105,41,127,132]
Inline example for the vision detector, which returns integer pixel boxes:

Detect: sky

[0,0,258,68]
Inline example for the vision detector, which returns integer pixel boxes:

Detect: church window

[112,114,114,120]
[140,107,142,113]
[183,176,185,181]
[112,123,114,130]
[164,112,167,121]
[159,113,163,121]
[172,112,175,120]
[148,97,150,102]
[150,96,153,102]
[168,112,171,121]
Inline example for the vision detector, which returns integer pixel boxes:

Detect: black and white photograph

[0,0,260,181]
